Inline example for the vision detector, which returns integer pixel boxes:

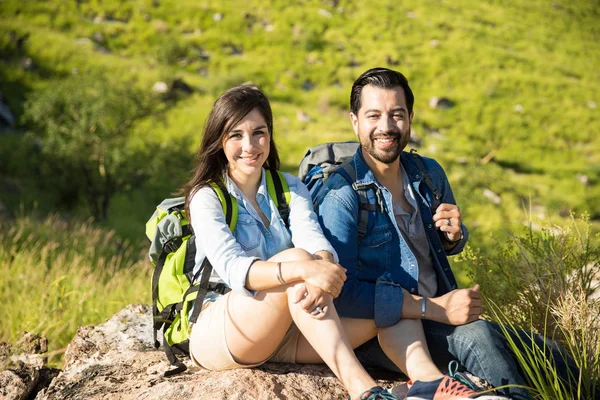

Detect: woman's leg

[297,317,444,382]
[224,248,380,398]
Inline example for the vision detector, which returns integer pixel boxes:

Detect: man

[313,68,577,400]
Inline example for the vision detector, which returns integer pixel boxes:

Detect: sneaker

[355,385,400,400]
[405,376,509,399]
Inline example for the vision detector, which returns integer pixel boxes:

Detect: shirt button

[410,264,415,268]
[410,288,415,293]
[437,249,442,253]
[428,224,432,228]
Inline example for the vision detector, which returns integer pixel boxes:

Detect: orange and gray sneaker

[405,361,510,400]
[405,376,509,399]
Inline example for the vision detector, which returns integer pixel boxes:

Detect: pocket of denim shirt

[358,228,392,274]
[235,215,262,251]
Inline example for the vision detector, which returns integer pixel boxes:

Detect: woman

[181,85,399,400]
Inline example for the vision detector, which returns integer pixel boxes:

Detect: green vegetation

[0,214,148,367]
[463,215,599,398]
[0,1,598,395]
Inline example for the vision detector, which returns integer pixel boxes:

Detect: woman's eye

[254,130,266,136]
[229,133,242,139]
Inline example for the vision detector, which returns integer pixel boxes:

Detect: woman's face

[222,108,271,184]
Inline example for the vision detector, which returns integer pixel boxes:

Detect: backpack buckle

[163,237,183,253]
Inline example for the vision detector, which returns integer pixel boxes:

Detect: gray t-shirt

[392,168,438,298]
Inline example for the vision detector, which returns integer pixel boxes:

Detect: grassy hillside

[2,0,598,249]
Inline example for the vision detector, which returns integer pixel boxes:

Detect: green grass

[0,215,149,367]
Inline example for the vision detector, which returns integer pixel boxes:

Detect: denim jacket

[314,148,468,328]
[189,169,338,297]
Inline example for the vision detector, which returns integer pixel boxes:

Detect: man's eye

[393,113,404,120]
[367,114,379,120]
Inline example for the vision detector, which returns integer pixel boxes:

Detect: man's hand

[428,285,482,325]
[432,203,462,243]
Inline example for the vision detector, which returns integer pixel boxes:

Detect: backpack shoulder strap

[265,170,291,229]
[334,160,377,242]
[409,149,441,210]
[209,180,238,231]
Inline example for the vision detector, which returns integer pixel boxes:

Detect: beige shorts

[189,291,301,371]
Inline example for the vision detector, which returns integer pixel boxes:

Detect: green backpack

[145,170,291,376]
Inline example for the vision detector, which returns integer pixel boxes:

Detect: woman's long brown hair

[181,85,281,218]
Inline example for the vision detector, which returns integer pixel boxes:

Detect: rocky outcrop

[35,304,408,399]
[0,333,60,400]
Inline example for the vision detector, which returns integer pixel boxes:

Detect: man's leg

[422,319,531,400]
[354,319,532,399]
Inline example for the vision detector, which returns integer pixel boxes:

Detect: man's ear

[350,112,359,137]
[409,111,414,124]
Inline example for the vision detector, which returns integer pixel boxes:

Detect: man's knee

[450,320,507,351]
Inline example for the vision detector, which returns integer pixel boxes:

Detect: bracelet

[275,262,286,285]
[421,297,427,319]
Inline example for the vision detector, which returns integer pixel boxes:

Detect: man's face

[350,85,413,164]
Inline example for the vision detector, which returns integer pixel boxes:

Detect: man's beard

[360,130,409,164]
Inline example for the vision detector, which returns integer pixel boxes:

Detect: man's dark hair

[350,68,415,115]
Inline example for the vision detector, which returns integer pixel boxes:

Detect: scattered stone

[74,38,93,45]
[514,104,523,113]
[297,111,311,122]
[429,97,454,109]
[318,8,333,18]
[302,80,315,91]
[588,101,597,109]
[406,11,416,19]
[152,81,169,94]
[577,174,589,186]
[21,57,36,71]
[386,55,400,66]
[213,13,223,22]
[483,189,501,204]
[91,32,104,44]
[430,39,440,47]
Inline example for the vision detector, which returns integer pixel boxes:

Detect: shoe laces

[358,386,398,400]
[447,360,479,391]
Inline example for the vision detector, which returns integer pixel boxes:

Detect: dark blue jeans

[354,319,580,400]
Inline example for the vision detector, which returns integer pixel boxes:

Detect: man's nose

[377,115,395,133]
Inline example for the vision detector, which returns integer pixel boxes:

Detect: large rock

[36,304,407,399]
[0,333,60,400]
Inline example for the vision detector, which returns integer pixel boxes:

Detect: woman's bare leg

[297,317,444,382]
[224,248,379,398]
[379,319,443,381]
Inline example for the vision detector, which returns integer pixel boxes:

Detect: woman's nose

[242,134,255,151]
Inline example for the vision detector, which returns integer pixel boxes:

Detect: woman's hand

[301,259,346,297]
[293,283,332,320]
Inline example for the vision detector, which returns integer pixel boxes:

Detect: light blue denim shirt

[314,148,468,328]
[189,169,338,297]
